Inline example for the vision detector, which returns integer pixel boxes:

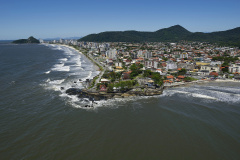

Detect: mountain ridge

[78,25,240,47]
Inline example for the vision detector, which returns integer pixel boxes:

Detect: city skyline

[1,0,240,40]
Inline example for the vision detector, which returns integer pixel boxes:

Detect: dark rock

[84,105,93,108]
[66,88,82,95]
[60,87,64,90]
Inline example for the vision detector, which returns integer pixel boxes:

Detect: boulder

[121,93,136,97]
[66,88,82,95]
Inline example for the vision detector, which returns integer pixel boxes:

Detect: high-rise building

[145,51,152,59]
[106,49,117,60]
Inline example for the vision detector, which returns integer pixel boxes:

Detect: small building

[115,66,124,72]
[144,79,155,88]
[166,75,174,81]
[99,85,107,92]
[115,62,122,68]
[209,72,218,77]
[177,75,185,79]
[196,61,211,66]
[100,79,109,83]
[122,71,132,80]
[200,65,220,73]
[228,64,240,73]
[166,60,177,71]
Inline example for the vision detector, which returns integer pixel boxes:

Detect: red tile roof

[177,75,185,79]
[167,75,174,79]
[209,72,218,76]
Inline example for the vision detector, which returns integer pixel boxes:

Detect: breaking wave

[162,83,240,104]
[41,44,99,108]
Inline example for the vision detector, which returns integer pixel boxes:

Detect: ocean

[0,43,240,160]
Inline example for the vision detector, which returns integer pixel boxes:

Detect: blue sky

[0,0,240,40]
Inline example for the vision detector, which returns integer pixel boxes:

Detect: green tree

[162,57,168,61]
[143,70,152,77]
[178,68,186,75]
[130,64,137,71]
[107,83,114,92]
[152,72,163,86]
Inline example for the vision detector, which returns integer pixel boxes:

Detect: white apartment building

[229,64,240,73]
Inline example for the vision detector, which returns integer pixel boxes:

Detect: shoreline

[44,43,240,102]
[164,79,240,89]
[59,44,101,72]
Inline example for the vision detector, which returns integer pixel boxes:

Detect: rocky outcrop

[65,86,163,100]
[12,36,40,44]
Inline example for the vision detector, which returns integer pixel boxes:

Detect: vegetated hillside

[79,25,240,47]
[79,25,190,42]
[12,36,40,44]
[186,27,240,46]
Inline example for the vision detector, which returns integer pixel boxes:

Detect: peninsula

[12,36,40,44]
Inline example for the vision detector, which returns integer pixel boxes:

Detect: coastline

[43,43,240,102]
[164,79,240,89]
[59,44,101,71]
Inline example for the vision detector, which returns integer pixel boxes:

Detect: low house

[122,71,132,80]
[125,59,132,66]
[196,61,211,66]
[115,66,124,72]
[107,59,113,66]
[115,62,122,67]
[177,62,195,71]
[209,72,218,77]
[210,61,223,66]
[200,65,220,73]
[166,75,174,81]
[177,75,185,81]
[234,73,240,80]
[163,80,173,84]
[99,85,107,92]
[145,80,155,88]
[198,70,210,77]
[100,79,109,83]
[156,69,162,74]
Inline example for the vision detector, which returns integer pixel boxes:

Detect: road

[88,54,107,89]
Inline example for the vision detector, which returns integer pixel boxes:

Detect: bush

[184,77,198,82]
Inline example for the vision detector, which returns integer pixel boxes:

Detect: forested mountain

[78,25,240,47]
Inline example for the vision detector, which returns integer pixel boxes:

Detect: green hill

[79,25,240,47]
[12,36,40,44]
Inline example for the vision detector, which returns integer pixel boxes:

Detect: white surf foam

[191,93,217,100]
[167,85,240,103]
[45,70,51,74]
[51,63,70,72]
[45,78,51,83]
[207,86,240,94]
[62,48,74,55]
[48,79,65,85]
[75,58,82,67]
[81,71,93,81]
[167,90,218,100]
[59,58,68,62]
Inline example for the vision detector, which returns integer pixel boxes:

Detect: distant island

[78,25,240,47]
[12,36,40,44]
